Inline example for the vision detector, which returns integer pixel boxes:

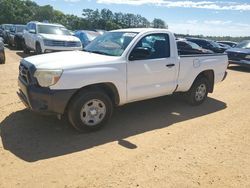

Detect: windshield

[210,41,221,48]
[85,31,100,41]
[16,26,26,32]
[37,25,71,35]
[187,41,201,50]
[4,25,12,31]
[84,32,138,56]
[235,41,250,49]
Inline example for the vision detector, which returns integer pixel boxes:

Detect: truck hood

[39,33,80,42]
[24,51,120,70]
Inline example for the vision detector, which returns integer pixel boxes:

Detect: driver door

[127,33,178,102]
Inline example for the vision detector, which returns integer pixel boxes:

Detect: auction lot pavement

[0,47,250,188]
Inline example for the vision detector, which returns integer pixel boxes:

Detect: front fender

[50,65,127,104]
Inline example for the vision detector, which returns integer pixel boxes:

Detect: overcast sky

[33,0,250,37]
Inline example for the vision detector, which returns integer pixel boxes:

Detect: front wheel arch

[64,82,120,114]
[35,41,43,54]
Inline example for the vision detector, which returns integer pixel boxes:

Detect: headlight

[34,69,63,87]
[245,55,250,59]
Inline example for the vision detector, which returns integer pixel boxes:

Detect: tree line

[0,0,167,30]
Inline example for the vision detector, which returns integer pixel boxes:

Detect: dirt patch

[0,48,250,187]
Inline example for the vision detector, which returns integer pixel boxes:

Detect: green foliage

[0,0,167,31]
[152,18,168,29]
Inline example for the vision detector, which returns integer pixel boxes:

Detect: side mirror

[29,29,36,34]
[129,47,150,61]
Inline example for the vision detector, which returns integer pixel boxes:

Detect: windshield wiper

[84,50,114,56]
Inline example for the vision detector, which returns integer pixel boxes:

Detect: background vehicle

[226,40,250,68]
[217,41,238,48]
[186,38,227,53]
[177,40,213,55]
[23,21,82,54]
[94,29,107,35]
[8,24,26,49]
[217,43,231,49]
[0,24,13,44]
[0,38,5,64]
[18,28,228,132]
[74,30,100,48]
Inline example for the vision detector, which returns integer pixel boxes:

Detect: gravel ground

[0,47,250,188]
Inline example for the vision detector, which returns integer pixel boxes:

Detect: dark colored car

[8,24,26,49]
[0,24,13,44]
[218,43,231,49]
[177,40,213,55]
[0,38,5,64]
[74,30,100,48]
[217,41,238,48]
[226,40,250,68]
[186,38,227,53]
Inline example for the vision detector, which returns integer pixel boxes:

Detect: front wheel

[185,77,209,105]
[67,90,113,132]
[15,39,22,50]
[23,42,30,54]
[35,43,42,54]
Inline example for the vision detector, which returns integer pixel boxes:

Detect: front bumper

[229,60,250,68]
[17,78,76,115]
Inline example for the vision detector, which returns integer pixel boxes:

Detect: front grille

[227,52,247,61]
[44,40,80,47]
[19,63,31,84]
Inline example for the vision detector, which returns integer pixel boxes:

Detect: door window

[131,33,170,60]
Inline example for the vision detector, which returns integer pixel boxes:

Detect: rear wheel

[0,51,5,64]
[185,77,209,105]
[67,89,113,132]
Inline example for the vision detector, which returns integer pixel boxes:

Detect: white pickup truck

[18,28,228,132]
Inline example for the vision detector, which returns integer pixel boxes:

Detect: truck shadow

[0,96,227,162]
[16,51,35,58]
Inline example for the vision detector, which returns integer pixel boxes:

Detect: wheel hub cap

[80,99,106,126]
[195,84,207,101]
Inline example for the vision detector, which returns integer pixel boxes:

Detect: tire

[35,42,42,54]
[8,40,12,47]
[67,89,113,132]
[15,39,22,50]
[23,42,30,54]
[0,51,5,64]
[185,77,209,105]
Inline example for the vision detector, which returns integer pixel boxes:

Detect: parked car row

[0,22,102,54]
[175,37,249,68]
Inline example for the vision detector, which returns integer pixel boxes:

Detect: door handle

[166,64,175,68]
